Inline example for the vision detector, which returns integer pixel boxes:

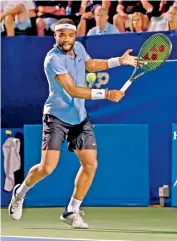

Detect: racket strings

[139,34,172,71]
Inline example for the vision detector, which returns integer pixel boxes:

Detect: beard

[58,41,74,53]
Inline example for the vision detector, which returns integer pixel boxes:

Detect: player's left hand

[119,49,144,68]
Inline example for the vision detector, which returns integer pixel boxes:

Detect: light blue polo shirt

[43,41,90,125]
[87,22,119,36]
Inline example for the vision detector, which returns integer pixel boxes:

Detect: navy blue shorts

[42,114,97,152]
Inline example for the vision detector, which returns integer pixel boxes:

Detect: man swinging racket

[9,18,139,229]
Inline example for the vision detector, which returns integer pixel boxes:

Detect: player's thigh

[68,118,97,153]
[41,114,67,169]
[40,149,60,172]
[69,118,98,169]
[75,149,98,171]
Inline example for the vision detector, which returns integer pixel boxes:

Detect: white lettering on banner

[96,73,109,88]
[87,72,109,88]
[174,178,177,187]
[173,131,177,140]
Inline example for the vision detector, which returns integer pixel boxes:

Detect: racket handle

[120,80,132,92]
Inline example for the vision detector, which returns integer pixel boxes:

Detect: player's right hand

[106,90,125,102]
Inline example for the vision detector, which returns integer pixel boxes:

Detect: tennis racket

[120,33,172,92]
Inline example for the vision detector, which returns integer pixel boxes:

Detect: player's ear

[54,32,56,39]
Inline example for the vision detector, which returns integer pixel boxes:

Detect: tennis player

[9,18,139,229]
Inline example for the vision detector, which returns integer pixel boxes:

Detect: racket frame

[120,33,172,92]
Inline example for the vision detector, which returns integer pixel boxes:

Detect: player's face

[132,16,143,30]
[55,29,76,53]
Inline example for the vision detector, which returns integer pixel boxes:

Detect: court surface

[1,207,177,241]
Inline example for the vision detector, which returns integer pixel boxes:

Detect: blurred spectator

[77,0,109,36]
[68,0,82,16]
[35,1,68,36]
[26,1,36,18]
[148,1,175,31]
[148,15,166,31]
[113,0,154,32]
[159,0,175,15]
[0,0,35,36]
[78,0,110,15]
[106,0,119,24]
[166,6,177,30]
[87,6,118,36]
[130,12,146,32]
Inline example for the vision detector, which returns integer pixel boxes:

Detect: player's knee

[40,165,54,176]
[83,160,98,174]
[40,150,60,176]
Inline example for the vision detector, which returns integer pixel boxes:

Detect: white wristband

[91,89,106,100]
[108,57,121,68]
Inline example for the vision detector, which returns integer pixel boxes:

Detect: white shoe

[8,184,24,220]
[60,207,88,229]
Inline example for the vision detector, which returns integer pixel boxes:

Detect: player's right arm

[48,55,124,102]
[55,73,124,102]
[55,73,91,99]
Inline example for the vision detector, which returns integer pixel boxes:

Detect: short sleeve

[46,55,68,78]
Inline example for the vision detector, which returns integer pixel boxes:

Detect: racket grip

[120,80,132,92]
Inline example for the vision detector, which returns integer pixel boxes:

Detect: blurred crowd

[0,0,177,37]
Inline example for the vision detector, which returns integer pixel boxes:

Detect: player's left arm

[85,49,140,72]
